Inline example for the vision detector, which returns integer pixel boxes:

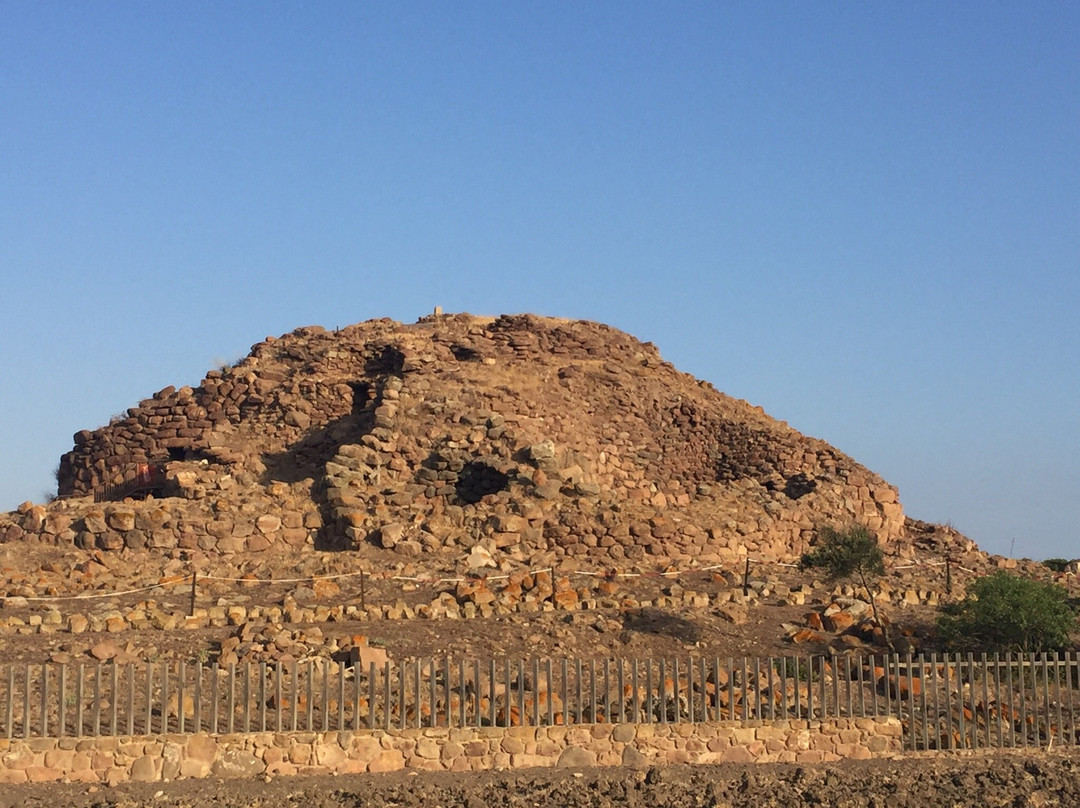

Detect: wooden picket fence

[2,651,1078,751]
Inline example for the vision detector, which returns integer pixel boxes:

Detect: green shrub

[801,525,889,648]
[776,657,818,682]
[1043,558,1072,573]
[937,571,1077,654]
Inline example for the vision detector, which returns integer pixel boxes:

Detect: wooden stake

[189,569,197,617]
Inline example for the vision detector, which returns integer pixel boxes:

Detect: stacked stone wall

[0,718,903,785]
[41,313,906,567]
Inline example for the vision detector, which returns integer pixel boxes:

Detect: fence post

[906,652,916,751]
[561,658,569,727]
[427,659,436,729]
[919,656,929,750]
[979,652,989,749]
[752,657,761,721]
[6,665,14,739]
[659,659,667,725]
[1018,653,1029,748]
[23,663,31,739]
[382,661,390,731]
[473,659,481,728]
[518,660,526,728]
[545,659,554,727]
[1054,652,1064,747]
[58,663,67,738]
[227,663,236,734]
[958,654,968,750]
[1067,651,1077,746]
[535,658,543,727]
[93,663,102,737]
[787,656,796,720]
[456,659,465,728]
[159,662,168,737]
[503,659,512,728]
[368,661,376,730]
[933,653,943,748]
[1041,652,1051,747]
[830,655,839,721]
[687,657,695,724]
[742,559,750,597]
[40,664,49,738]
[189,570,197,617]
[144,663,152,736]
[617,659,626,724]
[992,652,1002,748]
[177,661,185,735]
[1006,652,1016,748]
[818,656,827,721]
[742,657,751,720]
[127,663,136,736]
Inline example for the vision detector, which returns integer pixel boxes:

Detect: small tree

[802,525,890,649]
[937,571,1076,654]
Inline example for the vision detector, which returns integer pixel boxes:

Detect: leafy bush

[1043,558,1072,573]
[776,657,818,682]
[937,571,1077,654]
[802,525,885,581]
[801,525,889,648]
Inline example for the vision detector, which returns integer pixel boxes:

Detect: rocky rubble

[0,312,1073,668]
[15,313,908,569]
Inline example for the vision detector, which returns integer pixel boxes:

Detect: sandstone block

[211,749,263,778]
[130,755,158,782]
[315,743,347,767]
[256,515,282,534]
[367,749,405,773]
[106,509,136,532]
[555,746,596,768]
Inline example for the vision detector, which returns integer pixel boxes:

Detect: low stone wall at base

[0,718,902,785]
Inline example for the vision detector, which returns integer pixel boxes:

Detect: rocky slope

[20,313,905,569]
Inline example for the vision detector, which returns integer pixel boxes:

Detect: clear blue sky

[2,3,1077,560]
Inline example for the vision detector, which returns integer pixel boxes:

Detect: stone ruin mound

[8,313,912,569]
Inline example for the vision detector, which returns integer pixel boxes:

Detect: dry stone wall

[0,718,903,785]
[25,313,907,567]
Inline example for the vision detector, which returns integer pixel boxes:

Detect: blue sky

[1,2,1077,559]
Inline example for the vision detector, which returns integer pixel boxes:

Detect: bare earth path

[4,753,1080,808]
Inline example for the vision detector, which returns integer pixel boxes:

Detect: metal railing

[2,651,1077,751]
[93,463,167,503]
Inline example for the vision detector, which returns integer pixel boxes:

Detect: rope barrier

[18,582,173,602]
[0,552,1026,605]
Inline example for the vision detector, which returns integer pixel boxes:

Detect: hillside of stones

[2,312,1061,666]
[39,313,911,565]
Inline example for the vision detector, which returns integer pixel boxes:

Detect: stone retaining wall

[0,718,903,785]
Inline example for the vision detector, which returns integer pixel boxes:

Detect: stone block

[555,746,596,768]
[211,749,263,778]
[130,755,158,782]
[367,749,405,772]
[315,743,347,767]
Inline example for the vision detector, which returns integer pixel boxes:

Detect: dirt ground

[3,752,1079,808]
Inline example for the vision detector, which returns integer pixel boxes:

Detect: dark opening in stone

[783,473,817,500]
[364,345,405,375]
[449,344,481,362]
[455,461,510,504]
[349,381,373,415]
[167,446,186,461]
